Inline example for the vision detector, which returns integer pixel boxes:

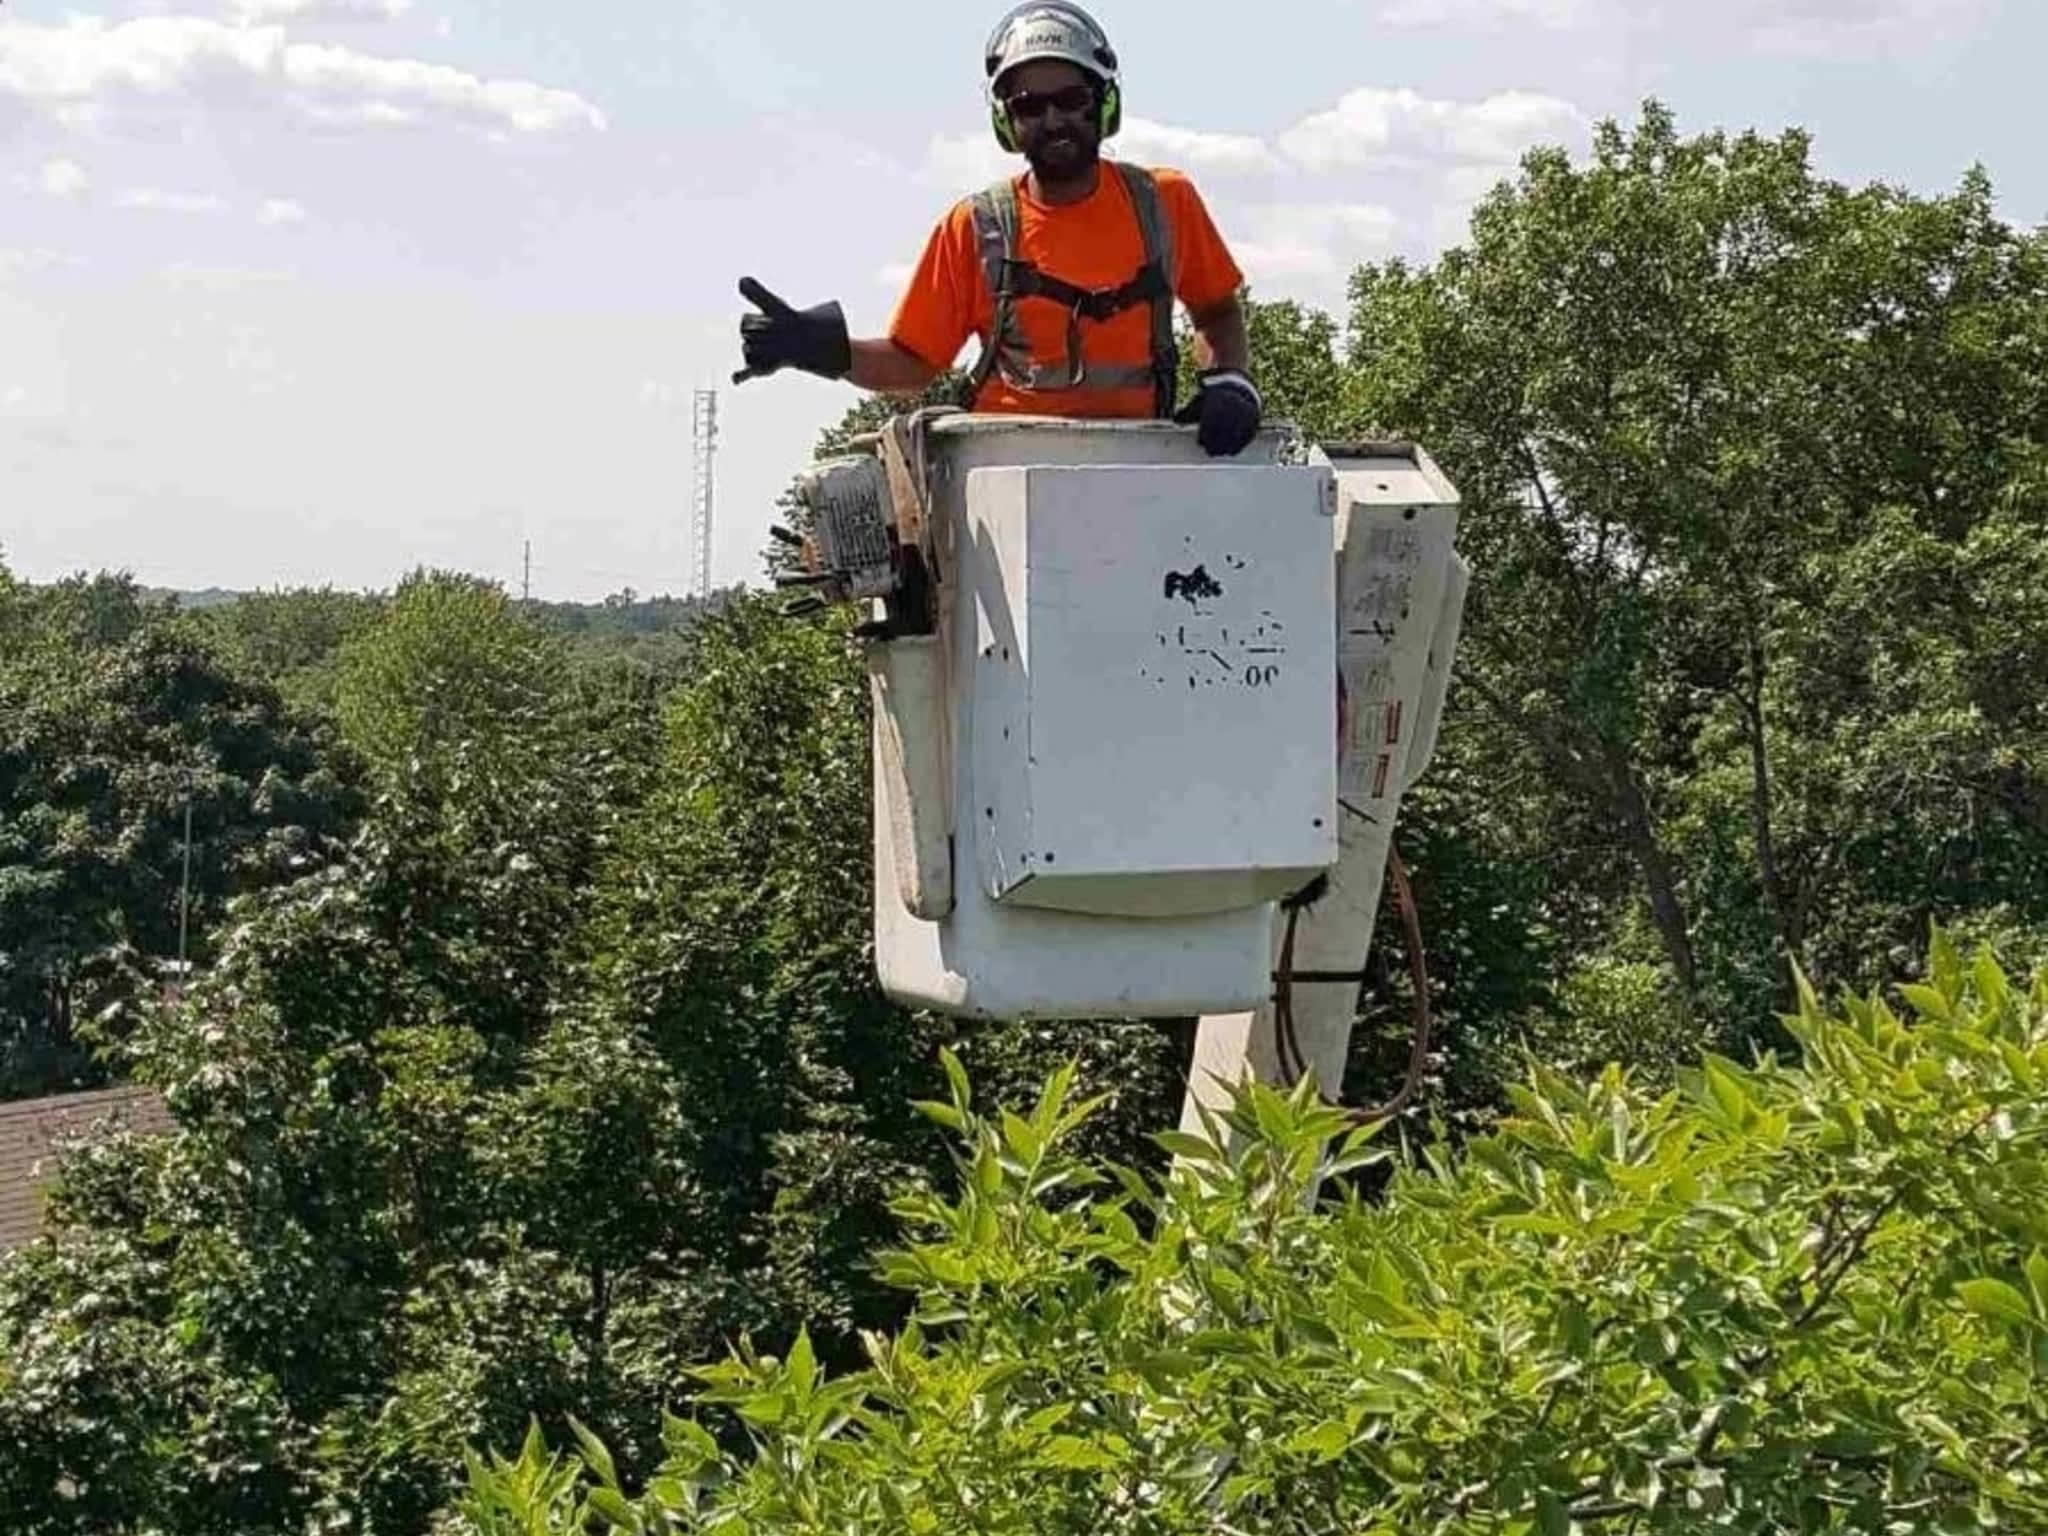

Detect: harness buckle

[1063,300,1090,388]
[1073,286,1125,324]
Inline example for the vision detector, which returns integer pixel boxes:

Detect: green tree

[194,585,386,714]
[1180,294,1349,439]
[585,597,1188,1368]
[465,937,2048,1535]
[0,571,617,1531]
[582,601,938,1358]
[15,103,2048,1536]
[338,571,565,793]
[0,571,361,1098]
[0,575,1184,1533]
[1348,105,2048,1037]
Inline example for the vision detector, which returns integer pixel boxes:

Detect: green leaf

[1366,1251,1409,1306]
[786,1327,817,1399]
[1031,1058,1079,1137]
[1791,965,1824,1024]
[1105,1160,1155,1203]
[1024,1402,1074,1434]
[586,1487,640,1529]
[520,1417,548,1467]
[1250,1082,1296,1145]
[1153,1129,1224,1163]
[1900,983,1954,1023]
[912,1099,966,1131]
[973,1143,1004,1195]
[1955,1277,2037,1329]
[1136,1350,1203,1389]
[1284,1419,1353,1463]
[1998,1041,2037,1090]
[940,1046,972,1114]
[999,1108,1044,1165]
[646,1477,694,1512]
[1185,1329,1265,1357]
[569,1416,620,1489]
[1040,1435,1118,1470]
[1355,1290,1432,1332]
[2025,1250,2048,1316]
[1498,1214,1581,1238]
[662,1414,721,1466]
[1292,1313,1343,1355]
[737,1392,791,1429]
[1702,1056,1751,1124]
[1930,925,1964,1002]
[1327,1145,1392,1179]
[1972,949,2011,1015]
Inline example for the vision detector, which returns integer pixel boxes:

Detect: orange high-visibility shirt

[888,164,1245,418]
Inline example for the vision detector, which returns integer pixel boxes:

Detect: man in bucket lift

[733,2,1264,457]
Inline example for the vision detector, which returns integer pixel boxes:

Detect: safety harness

[964,161,1180,418]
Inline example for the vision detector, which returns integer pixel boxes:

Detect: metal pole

[176,772,194,996]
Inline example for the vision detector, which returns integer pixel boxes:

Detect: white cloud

[0,248,75,281]
[922,129,1015,191]
[0,15,606,136]
[1372,0,1983,48]
[923,87,1580,197]
[282,41,605,133]
[1,17,282,101]
[1377,0,1595,25]
[300,98,420,126]
[116,187,230,214]
[257,197,309,225]
[39,157,91,199]
[1278,87,1585,173]
[908,86,1592,314]
[1442,162,1513,202]
[1115,116,1279,177]
[1233,202,1404,286]
[1746,0,1986,51]
[227,0,412,20]
[924,117,1279,188]
[158,262,296,289]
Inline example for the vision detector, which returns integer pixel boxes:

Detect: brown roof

[0,1085,173,1255]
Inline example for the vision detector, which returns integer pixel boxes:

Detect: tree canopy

[1344,107,2048,1042]
[2,104,2046,1534]
[0,568,362,1099]
[462,942,2048,1534]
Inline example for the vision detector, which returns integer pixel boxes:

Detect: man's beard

[1024,123,1100,183]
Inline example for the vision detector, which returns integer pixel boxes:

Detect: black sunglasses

[1003,83,1097,121]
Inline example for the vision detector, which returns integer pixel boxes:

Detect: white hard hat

[983,2,1120,92]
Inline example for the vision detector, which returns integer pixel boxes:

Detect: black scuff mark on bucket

[1163,565,1224,607]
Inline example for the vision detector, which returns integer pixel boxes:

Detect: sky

[2,0,2043,602]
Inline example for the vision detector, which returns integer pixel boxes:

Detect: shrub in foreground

[460,936,2048,1534]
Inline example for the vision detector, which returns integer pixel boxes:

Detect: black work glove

[1173,368,1263,456]
[734,276,852,384]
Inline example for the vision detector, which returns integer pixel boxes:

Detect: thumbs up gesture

[734,277,853,384]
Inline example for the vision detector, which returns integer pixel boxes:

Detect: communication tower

[690,389,718,600]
